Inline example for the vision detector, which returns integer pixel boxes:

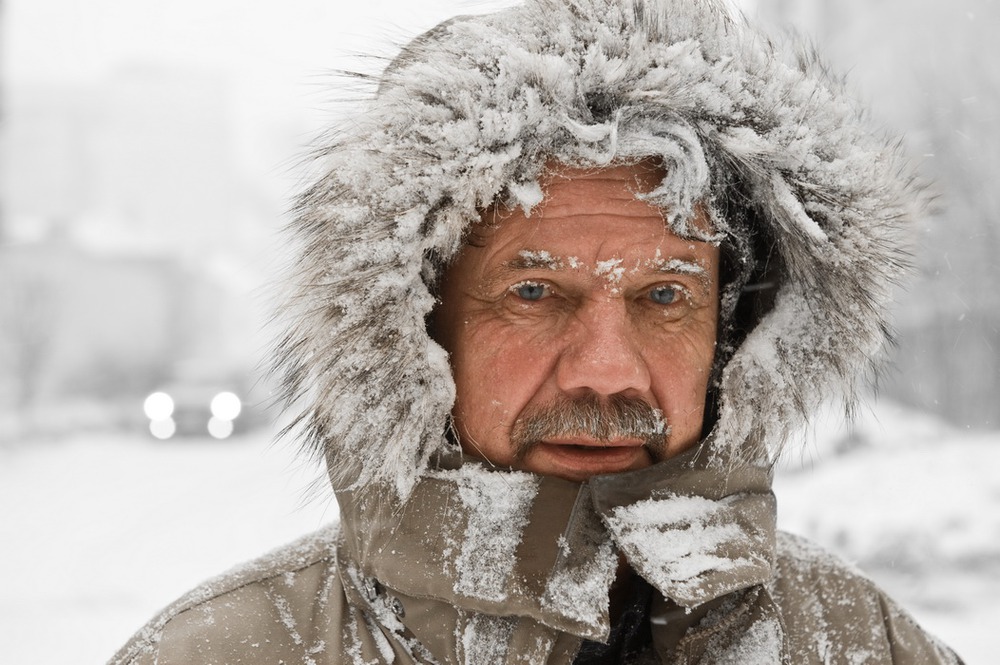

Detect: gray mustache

[510,393,670,461]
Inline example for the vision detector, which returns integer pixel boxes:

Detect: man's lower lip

[534,443,645,471]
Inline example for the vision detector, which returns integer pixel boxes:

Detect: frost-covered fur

[276,0,922,497]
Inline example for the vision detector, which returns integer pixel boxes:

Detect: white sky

[6,0,758,85]
[3,0,759,139]
[5,0,523,85]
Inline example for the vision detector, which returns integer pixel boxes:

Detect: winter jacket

[112,454,961,664]
[113,0,962,662]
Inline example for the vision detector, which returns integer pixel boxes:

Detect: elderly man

[113,0,963,663]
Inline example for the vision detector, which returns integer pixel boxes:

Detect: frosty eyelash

[648,283,691,306]
[509,280,552,301]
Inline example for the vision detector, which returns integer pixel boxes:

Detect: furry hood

[277,0,921,499]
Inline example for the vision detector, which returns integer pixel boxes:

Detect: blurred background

[0,0,996,662]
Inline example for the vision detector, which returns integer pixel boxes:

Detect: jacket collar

[335,448,776,642]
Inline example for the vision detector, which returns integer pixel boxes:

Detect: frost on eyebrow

[645,256,707,276]
[515,250,563,270]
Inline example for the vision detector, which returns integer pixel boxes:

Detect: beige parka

[113,0,963,662]
[112,452,961,663]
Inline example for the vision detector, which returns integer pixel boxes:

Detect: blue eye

[513,282,548,301]
[649,285,680,305]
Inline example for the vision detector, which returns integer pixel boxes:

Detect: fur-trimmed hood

[277,0,922,499]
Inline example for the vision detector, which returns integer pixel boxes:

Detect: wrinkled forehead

[438,162,724,302]
[542,158,667,198]
[473,159,717,246]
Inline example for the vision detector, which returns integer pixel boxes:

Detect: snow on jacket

[112,0,962,662]
[111,466,960,664]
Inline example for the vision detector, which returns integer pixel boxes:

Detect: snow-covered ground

[0,430,337,663]
[774,401,1000,664]
[0,401,994,663]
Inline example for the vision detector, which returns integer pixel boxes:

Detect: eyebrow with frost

[498,249,711,289]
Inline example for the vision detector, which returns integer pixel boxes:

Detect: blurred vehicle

[142,382,260,440]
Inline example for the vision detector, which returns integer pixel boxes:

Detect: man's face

[435,163,720,482]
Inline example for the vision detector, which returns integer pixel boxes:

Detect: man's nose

[555,299,651,397]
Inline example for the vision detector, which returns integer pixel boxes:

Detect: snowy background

[2,0,998,663]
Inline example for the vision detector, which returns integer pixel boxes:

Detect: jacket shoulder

[772,531,963,664]
[109,523,344,665]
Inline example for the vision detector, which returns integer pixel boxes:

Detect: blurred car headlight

[143,392,175,421]
[210,391,242,421]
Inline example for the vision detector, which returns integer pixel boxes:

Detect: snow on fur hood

[276,0,923,499]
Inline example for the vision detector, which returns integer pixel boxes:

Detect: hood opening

[702,178,783,445]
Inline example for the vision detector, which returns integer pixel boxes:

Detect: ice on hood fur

[275,0,923,498]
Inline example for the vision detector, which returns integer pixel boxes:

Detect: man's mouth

[507,393,670,479]
[530,437,652,480]
[542,435,647,449]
